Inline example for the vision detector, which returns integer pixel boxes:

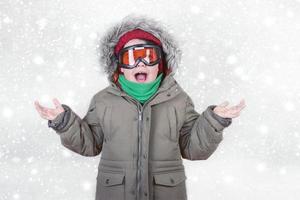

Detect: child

[34,15,246,200]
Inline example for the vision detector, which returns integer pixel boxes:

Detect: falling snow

[1,0,300,200]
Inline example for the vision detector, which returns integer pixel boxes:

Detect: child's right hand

[34,98,65,120]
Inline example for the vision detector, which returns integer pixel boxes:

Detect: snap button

[144,192,148,196]
[170,178,174,184]
[105,178,110,184]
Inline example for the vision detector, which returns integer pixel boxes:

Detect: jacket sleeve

[179,95,232,160]
[48,96,104,157]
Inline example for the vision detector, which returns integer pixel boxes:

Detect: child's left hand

[213,99,246,119]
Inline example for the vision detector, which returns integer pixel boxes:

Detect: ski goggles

[117,44,162,69]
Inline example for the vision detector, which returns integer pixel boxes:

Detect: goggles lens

[118,44,161,68]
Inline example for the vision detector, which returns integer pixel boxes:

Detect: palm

[34,98,65,120]
[213,99,246,119]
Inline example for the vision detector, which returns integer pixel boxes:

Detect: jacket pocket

[153,170,187,200]
[96,170,125,200]
[168,106,178,142]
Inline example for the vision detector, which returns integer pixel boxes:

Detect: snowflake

[12,193,20,199]
[2,107,14,118]
[197,72,205,81]
[256,162,267,172]
[35,75,44,82]
[226,55,238,65]
[190,5,200,15]
[36,18,48,30]
[258,124,269,135]
[222,174,234,184]
[283,101,295,111]
[31,168,38,175]
[3,16,13,24]
[62,149,72,158]
[81,181,92,191]
[279,167,287,175]
[263,16,276,27]
[33,56,45,65]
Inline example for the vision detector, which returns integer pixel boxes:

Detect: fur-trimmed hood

[98,14,182,83]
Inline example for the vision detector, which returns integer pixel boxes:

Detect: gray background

[1,0,300,199]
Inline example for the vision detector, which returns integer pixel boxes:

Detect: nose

[136,59,146,67]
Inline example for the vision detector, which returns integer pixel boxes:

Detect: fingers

[229,99,246,111]
[228,112,240,118]
[241,99,246,107]
[227,110,240,117]
[214,99,246,119]
[224,99,246,118]
[228,106,242,116]
[34,100,50,119]
[34,100,44,113]
[237,99,246,110]
[52,98,62,109]
[218,101,229,107]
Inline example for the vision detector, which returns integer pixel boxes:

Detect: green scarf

[118,73,163,104]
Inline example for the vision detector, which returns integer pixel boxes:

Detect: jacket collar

[106,73,182,106]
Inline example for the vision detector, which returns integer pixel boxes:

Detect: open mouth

[134,72,148,82]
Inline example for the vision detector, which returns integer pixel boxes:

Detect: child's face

[120,39,159,83]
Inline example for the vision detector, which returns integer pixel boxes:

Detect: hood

[98,14,182,83]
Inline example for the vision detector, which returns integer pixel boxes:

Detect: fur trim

[98,14,182,83]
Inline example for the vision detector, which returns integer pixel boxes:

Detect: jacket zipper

[136,104,143,200]
[135,90,171,200]
[122,90,172,200]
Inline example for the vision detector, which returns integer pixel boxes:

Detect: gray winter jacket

[48,15,232,200]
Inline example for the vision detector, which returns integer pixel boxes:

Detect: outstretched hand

[34,98,65,120]
[213,99,246,119]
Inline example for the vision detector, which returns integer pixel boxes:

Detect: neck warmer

[118,73,163,104]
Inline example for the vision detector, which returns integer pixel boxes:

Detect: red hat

[113,29,170,83]
[114,29,162,55]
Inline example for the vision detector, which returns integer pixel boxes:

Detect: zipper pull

[138,110,142,121]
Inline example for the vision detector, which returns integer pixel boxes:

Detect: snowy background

[1,0,300,199]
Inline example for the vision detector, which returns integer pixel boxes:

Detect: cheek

[121,68,130,76]
[148,65,159,77]
[122,69,136,81]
